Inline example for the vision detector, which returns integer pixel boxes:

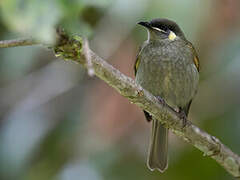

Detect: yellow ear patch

[168,31,176,40]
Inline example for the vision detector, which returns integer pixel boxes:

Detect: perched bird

[134,18,200,172]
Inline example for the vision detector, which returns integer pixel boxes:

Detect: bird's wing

[134,42,148,75]
[187,41,200,72]
[134,43,153,122]
[134,46,142,75]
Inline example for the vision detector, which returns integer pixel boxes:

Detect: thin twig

[1,35,240,178]
[0,38,39,48]
[83,39,95,76]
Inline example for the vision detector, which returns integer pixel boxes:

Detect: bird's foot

[178,108,188,128]
[156,96,176,112]
[156,96,166,105]
[207,136,221,157]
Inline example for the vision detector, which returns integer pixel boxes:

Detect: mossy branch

[0,30,240,178]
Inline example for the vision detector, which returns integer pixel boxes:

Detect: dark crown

[149,18,185,39]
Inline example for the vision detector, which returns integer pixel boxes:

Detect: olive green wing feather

[134,42,148,75]
[134,46,142,75]
[134,44,152,122]
[187,41,200,72]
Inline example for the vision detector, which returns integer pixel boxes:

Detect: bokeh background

[0,0,240,179]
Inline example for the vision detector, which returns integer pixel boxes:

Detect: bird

[134,18,200,172]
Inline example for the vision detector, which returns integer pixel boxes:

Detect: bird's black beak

[137,21,152,29]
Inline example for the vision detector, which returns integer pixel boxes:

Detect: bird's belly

[136,59,198,108]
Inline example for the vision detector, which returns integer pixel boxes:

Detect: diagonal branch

[1,32,240,178]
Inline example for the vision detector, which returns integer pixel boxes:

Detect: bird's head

[138,18,186,42]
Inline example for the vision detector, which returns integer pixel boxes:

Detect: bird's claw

[207,136,221,157]
[156,96,176,112]
[156,96,188,128]
[178,109,187,128]
[156,96,166,105]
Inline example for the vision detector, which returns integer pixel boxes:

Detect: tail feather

[147,119,168,172]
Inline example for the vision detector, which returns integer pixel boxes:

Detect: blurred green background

[0,0,240,179]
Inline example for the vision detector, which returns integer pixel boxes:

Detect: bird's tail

[147,119,168,172]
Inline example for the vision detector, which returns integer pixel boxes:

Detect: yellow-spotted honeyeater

[134,18,200,172]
